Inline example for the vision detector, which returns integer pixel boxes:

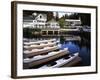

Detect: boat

[39,53,81,68]
[23,46,60,58]
[23,38,82,69]
[24,42,57,50]
[24,39,56,46]
[23,48,69,69]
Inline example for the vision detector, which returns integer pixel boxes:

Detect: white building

[32,14,47,29]
[23,13,60,29]
[46,18,60,29]
[65,17,82,28]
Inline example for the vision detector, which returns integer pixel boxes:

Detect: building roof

[34,13,47,20]
[23,13,47,22]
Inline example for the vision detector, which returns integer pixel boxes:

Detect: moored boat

[24,41,57,50]
[39,53,81,68]
[23,46,60,58]
[23,48,69,69]
[24,39,56,46]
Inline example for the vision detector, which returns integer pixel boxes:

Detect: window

[42,31,47,35]
[54,31,58,35]
[40,15,42,19]
[48,31,53,35]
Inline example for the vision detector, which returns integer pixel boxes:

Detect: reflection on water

[60,41,80,53]
[60,40,91,66]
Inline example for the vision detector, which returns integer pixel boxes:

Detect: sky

[53,12,73,18]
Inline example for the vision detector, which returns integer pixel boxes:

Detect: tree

[47,12,53,21]
[23,27,41,38]
[58,16,66,28]
[77,13,91,26]
[23,27,33,38]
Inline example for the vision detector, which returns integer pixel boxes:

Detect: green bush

[23,27,41,38]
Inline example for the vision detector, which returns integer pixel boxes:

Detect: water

[60,40,91,66]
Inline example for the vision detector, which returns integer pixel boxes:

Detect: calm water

[60,39,91,66]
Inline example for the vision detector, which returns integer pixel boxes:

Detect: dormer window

[40,15,42,19]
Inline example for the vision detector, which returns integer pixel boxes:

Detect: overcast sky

[53,12,73,18]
